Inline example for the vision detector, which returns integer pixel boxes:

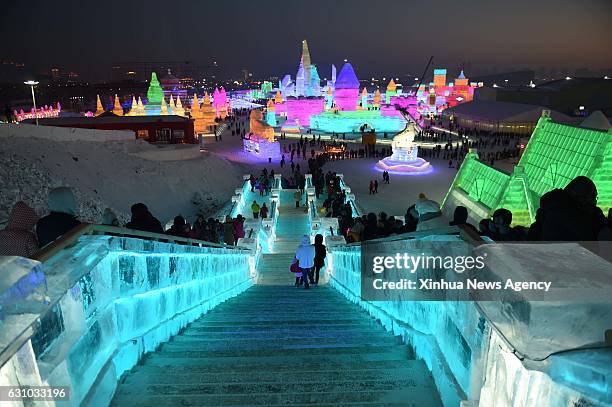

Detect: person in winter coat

[0,201,39,257]
[260,203,269,219]
[448,206,477,233]
[294,235,315,289]
[249,174,256,192]
[166,216,190,238]
[223,216,235,245]
[313,233,326,286]
[415,199,447,232]
[36,187,81,247]
[294,190,302,208]
[251,201,261,218]
[233,214,245,244]
[125,203,164,234]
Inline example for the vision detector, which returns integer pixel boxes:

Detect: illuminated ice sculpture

[376,122,432,174]
[243,110,281,160]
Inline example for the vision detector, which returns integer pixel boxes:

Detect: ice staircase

[273,190,312,254]
[111,190,443,406]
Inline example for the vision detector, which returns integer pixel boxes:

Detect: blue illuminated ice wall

[327,238,487,406]
[0,235,254,406]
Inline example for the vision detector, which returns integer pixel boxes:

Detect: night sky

[1,0,611,80]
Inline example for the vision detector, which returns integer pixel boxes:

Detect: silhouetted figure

[166,216,189,238]
[528,176,606,241]
[313,233,326,286]
[486,208,520,241]
[37,187,81,247]
[125,203,164,234]
[449,206,477,233]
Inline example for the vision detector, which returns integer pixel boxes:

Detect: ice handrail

[1,222,251,371]
[33,222,250,263]
[329,224,483,249]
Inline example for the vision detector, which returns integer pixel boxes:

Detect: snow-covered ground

[1,125,246,226]
[2,118,459,228]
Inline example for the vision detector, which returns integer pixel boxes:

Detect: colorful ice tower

[453,70,473,102]
[334,62,360,111]
[325,87,334,109]
[145,72,164,115]
[359,88,368,109]
[95,95,104,116]
[213,87,228,118]
[266,99,277,126]
[373,89,381,108]
[433,69,447,95]
[386,79,397,105]
[112,94,123,116]
[200,92,217,132]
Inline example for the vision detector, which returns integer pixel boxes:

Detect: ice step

[111,198,443,407]
[121,366,422,385]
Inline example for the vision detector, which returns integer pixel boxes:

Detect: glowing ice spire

[373,88,381,107]
[169,95,175,113]
[128,96,138,116]
[160,97,169,115]
[301,40,311,91]
[191,93,200,114]
[360,87,368,109]
[112,94,123,116]
[147,72,163,105]
[175,96,185,116]
[95,94,104,116]
[137,97,145,115]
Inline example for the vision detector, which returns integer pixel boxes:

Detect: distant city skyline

[1,0,611,82]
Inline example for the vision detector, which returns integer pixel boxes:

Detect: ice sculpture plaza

[376,122,433,174]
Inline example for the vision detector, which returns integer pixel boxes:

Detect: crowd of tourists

[328,175,612,245]
[0,187,254,258]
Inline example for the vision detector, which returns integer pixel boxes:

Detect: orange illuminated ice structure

[244,110,281,159]
[433,69,447,95]
[416,69,475,116]
[112,95,124,116]
[198,93,217,133]
[94,95,104,117]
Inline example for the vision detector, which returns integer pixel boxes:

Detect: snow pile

[1,129,245,226]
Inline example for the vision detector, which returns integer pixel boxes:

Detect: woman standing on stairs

[295,235,315,289]
[313,234,326,287]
